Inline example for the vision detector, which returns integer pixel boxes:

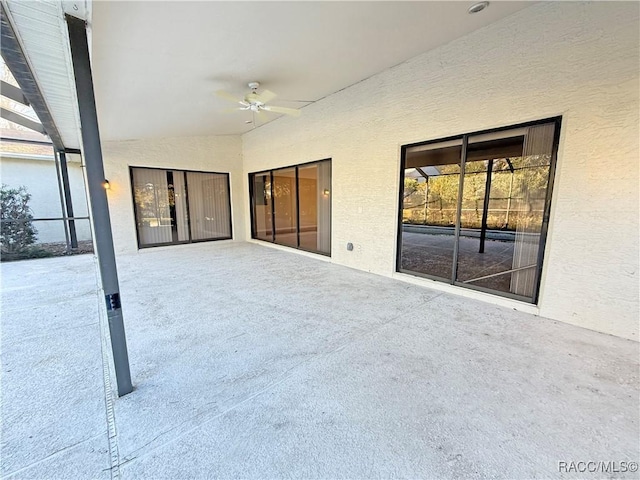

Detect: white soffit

[91,1,531,141]
[4,0,83,150]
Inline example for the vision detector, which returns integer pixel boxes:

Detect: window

[130,167,232,248]
[397,118,560,303]
[249,159,331,256]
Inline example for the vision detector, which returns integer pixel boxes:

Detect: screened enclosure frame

[249,158,332,257]
[396,117,561,304]
[129,166,233,249]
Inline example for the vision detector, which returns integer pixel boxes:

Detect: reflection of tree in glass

[272,180,292,197]
[134,183,170,226]
[403,154,550,230]
[272,174,296,228]
[403,171,460,227]
[511,154,551,232]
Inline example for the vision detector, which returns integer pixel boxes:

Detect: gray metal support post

[424,176,429,225]
[53,150,71,250]
[58,150,78,249]
[66,14,132,396]
[479,159,494,254]
[504,158,515,229]
[451,136,468,283]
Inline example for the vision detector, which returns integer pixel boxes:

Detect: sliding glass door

[398,118,560,303]
[250,159,331,256]
[273,167,298,247]
[251,173,273,242]
[186,171,232,241]
[131,168,176,245]
[400,139,462,281]
[131,167,232,248]
[298,162,331,253]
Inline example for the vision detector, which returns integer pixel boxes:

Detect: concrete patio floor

[1,242,638,479]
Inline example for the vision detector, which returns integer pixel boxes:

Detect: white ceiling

[91,1,531,141]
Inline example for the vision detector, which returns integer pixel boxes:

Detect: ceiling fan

[216,82,301,124]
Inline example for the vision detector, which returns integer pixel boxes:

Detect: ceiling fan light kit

[216,82,302,126]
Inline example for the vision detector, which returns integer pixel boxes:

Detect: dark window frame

[129,166,233,249]
[249,158,332,257]
[396,117,562,304]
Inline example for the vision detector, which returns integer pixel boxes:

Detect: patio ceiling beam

[67,14,132,397]
[415,167,430,179]
[0,107,46,135]
[0,2,65,151]
[1,80,29,105]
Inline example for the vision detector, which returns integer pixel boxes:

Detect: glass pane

[455,124,554,300]
[399,140,462,280]
[317,161,331,254]
[252,173,273,241]
[132,168,172,246]
[273,168,297,247]
[186,172,231,240]
[509,124,555,297]
[298,165,318,251]
[298,161,331,254]
[171,171,189,242]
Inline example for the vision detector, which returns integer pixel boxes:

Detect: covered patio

[2,243,638,479]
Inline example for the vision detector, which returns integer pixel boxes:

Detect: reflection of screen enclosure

[398,120,559,303]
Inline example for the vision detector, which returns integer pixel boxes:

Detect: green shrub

[1,184,38,254]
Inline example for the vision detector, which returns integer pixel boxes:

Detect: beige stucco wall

[241,2,639,340]
[102,135,244,255]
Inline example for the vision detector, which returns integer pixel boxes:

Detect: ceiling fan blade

[255,89,277,104]
[256,110,269,123]
[222,106,247,114]
[244,92,260,104]
[215,90,245,104]
[262,105,301,117]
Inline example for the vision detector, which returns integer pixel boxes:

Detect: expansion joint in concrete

[95,257,122,480]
